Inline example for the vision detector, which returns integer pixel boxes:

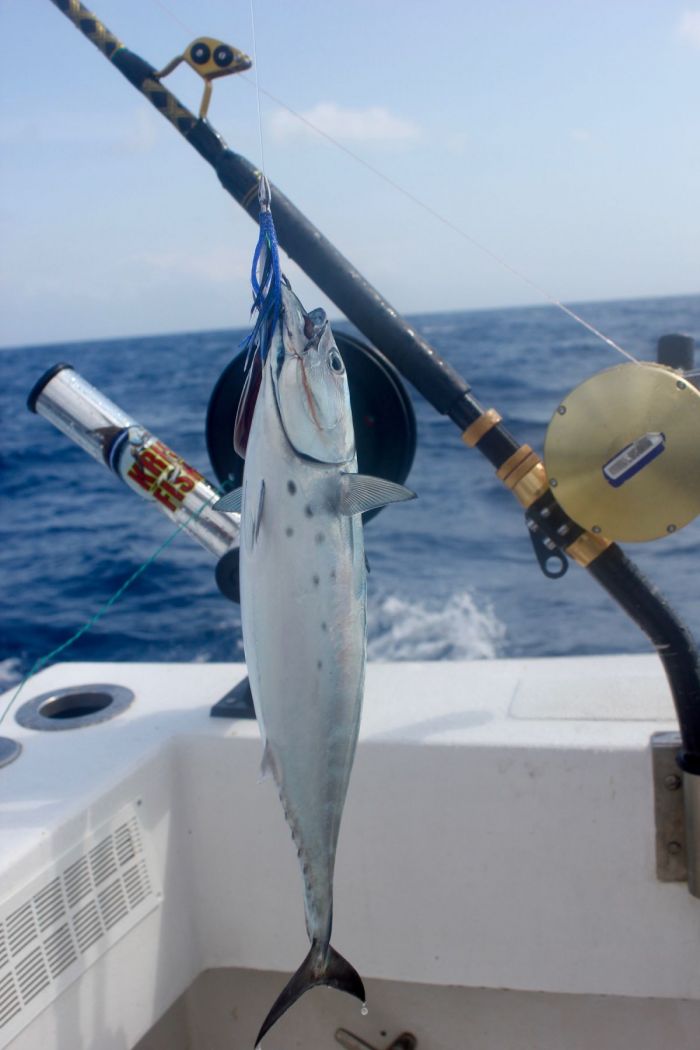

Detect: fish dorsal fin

[338,473,416,516]
[214,487,243,514]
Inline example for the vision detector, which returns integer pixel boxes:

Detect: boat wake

[367,590,506,661]
[0,658,22,690]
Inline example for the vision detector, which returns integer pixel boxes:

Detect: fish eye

[328,350,345,374]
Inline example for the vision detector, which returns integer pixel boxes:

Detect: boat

[2,4,700,1049]
[4,652,700,1050]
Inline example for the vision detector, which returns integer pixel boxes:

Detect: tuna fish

[216,279,414,1045]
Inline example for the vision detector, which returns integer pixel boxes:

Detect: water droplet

[361,1003,369,1016]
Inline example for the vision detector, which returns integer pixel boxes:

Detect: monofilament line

[0,495,219,727]
[248,0,266,178]
[243,80,638,366]
[149,0,195,36]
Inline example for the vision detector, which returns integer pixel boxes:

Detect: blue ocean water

[1,293,699,688]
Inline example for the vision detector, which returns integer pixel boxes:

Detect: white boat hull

[1,655,699,1049]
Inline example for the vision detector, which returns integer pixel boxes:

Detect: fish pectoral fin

[255,940,365,1046]
[337,473,416,516]
[214,487,243,514]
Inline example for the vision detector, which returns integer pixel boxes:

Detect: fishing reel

[207,333,417,601]
[544,355,700,544]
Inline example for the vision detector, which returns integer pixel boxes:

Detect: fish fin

[338,474,416,517]
[213,487,243,514]
[253,480,265,543]
[255,940,365,1046]
[258,742,273,782]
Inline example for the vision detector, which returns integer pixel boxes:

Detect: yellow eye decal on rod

[155,37,252,119]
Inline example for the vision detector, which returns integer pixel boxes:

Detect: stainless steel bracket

[652,731,700,897]
[684,767,700,897]
[652,731,687,883]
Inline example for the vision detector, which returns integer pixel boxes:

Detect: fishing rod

[45,1,700,887]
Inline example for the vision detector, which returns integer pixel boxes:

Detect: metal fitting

[683,771,700,898]
[462,408,502,448]
[495,445,550,509]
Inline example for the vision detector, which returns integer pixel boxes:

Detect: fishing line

[243,0,282,367]
[242,81,638,366]
[149,0,196,36]
[0,3,275,727]
[0,494,220,728]
[248,0,266,178]
[145,0,636,363]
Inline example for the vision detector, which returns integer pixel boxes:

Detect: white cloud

[678,10,700,47]
[268,102,421,145]
[570,128,592,142]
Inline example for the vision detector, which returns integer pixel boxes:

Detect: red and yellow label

[126,439,204,513]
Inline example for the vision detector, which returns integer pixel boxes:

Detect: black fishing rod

[46,4,700,811]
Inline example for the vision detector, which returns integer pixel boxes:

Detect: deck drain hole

[15,684,134,731]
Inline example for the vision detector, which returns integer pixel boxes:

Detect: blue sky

[0,0,698,347]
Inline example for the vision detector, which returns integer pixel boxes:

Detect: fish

[216,278,415,1045]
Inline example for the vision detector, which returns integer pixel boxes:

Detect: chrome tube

[28,364,239,560]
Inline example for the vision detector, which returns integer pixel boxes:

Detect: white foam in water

[0,657,22,689]
[367,590,506,661]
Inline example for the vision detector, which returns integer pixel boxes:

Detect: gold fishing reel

[155,37,252,119]
[544,362,700,542]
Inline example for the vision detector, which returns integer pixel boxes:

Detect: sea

[2,293,699,692]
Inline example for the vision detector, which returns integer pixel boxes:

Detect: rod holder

[28,363,240,561]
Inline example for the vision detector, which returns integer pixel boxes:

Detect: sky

[0,0,698,348]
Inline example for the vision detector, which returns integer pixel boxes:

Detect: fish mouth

[278,286,328,371]
[272,280,354,462]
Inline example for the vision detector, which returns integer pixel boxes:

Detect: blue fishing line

[0,494,218,725]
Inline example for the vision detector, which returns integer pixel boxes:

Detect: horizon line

[1,288,697,353]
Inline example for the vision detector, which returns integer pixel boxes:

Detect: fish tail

[254,939,365,1046]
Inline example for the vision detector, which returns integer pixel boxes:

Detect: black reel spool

[207,332,417,603]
